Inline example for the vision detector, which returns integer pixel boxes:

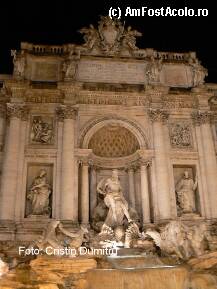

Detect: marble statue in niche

[30,116,54,145]
[175,171,198,215]
[27,169,52,217]
[170,122,192,148]
[97,169,132,229]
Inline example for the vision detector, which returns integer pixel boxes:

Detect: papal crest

[79,16,142,55]
[98,16,123,52]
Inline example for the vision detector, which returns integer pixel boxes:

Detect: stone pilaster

[140,160,151,224]
[192,110,217,218]
[0,104,28,220]
[56,105,78,221]
[0,104,6,151]
[15,107,29,220]
[148,109,171,220]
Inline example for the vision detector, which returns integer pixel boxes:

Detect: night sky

[0,0,217,82]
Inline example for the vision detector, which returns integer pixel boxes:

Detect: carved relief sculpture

[30,116,54,144]
[27,169,52,217]
[170,122,192,148]
[175,171,198,215]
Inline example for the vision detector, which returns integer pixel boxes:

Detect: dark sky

[0,0,217,82]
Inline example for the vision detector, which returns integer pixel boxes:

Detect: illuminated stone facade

[0,16,217,242]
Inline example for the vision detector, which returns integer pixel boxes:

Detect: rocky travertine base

[0,256,97,289]
[0,253,217,289]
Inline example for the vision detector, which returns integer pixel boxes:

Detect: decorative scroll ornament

[148,109,169,123]
[7,104,29,120]
[56,105,78,121]
[79,16,142,55]
[191,110,211,126]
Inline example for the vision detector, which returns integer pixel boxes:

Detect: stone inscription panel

[77,59,145,84]
[32,62,59,81]
[161,64,192,87]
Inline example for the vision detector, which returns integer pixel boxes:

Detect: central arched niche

[88,124,140,157]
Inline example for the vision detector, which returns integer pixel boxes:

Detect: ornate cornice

[148,109,169,123]
[191,110,211,126]
[56,105,78,121]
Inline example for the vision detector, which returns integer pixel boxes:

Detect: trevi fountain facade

[0,16,217,289]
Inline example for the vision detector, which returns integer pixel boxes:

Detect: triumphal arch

[0,16,217,242]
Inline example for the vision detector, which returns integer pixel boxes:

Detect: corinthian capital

[148,109,169,123]
[56,105,78,121]
[191,110,211,126]
[7,103,29,120]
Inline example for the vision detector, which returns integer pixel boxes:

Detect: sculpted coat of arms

[79,16,142,55]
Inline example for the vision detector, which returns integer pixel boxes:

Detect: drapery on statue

[27,169,51,216]
[97,169,132,228]
[175,171,198,214]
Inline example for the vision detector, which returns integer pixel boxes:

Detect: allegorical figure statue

[176,171,198,214]
[11,50,26,78]
[97,169,132,228]
[27,169,51,216]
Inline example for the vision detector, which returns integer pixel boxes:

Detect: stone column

[15,108,29,220]
[140,161,151,224]
[192,111,217,218]
[56,105,78,221]
[80,160,89,225]
[0,104,26,220]
[127,167,136,209]
[90,166,97,216]
[148,109,171,220]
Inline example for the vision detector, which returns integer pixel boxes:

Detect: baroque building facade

[0,16,217,242]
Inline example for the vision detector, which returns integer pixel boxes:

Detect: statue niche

[174,167,199,216]
[26,167,53,218]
